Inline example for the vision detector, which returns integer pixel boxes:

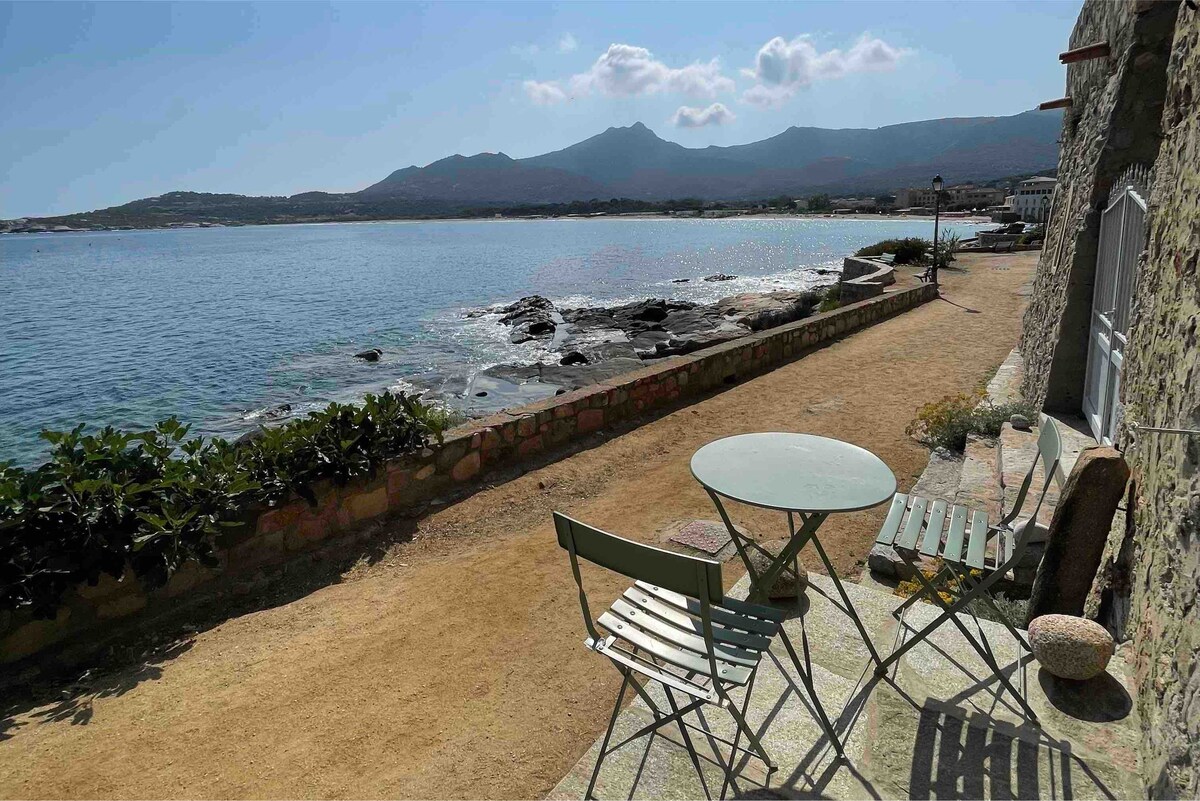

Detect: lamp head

[932,175,944,193]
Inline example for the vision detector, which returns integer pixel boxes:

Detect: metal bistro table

[691,433,897,670]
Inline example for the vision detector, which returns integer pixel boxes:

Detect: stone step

[954,432,1003,521]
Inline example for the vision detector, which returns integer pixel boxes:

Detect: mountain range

[16,109,1062,228]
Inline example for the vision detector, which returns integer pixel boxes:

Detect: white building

[1012,176,1057,222]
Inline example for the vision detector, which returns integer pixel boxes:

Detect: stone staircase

[867,349,1094,591]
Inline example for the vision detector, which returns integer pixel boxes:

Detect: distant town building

[1012,176,1057,222]
[894,184,1007,211]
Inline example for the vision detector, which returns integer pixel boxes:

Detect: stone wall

[1021,1,1200,796]
[838,255,896,303]
[0,283,938,667]
[1020,0,1176,412]
[1105,4,1200,795]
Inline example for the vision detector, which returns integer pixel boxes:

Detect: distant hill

[12,110,1061,228]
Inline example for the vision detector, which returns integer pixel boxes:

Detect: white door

[1083,167,1147,443]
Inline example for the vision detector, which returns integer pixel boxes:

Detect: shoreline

[0,211,993,236]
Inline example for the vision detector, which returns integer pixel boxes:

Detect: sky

[0,1,1082,218]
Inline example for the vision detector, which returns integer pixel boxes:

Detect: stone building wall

[1022,1,1200,796]
[1110,4,1200,795]
[1021,0,1176,411]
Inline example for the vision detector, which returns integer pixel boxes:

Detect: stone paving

[549,573,1142,800]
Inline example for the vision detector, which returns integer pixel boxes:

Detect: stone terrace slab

[549,574,1142,800]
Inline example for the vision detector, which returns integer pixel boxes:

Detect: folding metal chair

[554,512,841,800]
[873,414,1063,722]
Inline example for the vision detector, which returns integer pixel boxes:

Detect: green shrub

[0,391,448,618]
[905,390,1035,452]
[855,237,931,264]
[817,283,841,312]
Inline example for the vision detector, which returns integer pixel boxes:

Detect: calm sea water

[0,217,980,465]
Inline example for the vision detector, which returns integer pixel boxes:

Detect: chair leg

[717,671,760,801]
[956,568,1032,651]
[777,628,845,759]
[663,685,713,800]
[586,671,632,800]
[891,563,954,619]
[905,561,1039,723]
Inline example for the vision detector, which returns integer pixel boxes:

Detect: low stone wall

[838,256,896,303]
[0,283,938,667]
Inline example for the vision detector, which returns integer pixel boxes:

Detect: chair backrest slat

[1001,414,1064,529]
[554,513,723,604]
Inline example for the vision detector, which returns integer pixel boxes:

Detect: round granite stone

[1028,614,1115,681]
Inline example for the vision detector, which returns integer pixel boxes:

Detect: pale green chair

[872,414,1063,722]
[554,512,842,800]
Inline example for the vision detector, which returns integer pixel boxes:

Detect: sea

[0,216,983,466]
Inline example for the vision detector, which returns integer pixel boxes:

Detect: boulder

[743,539,809,600]
[559,350,589,366]
[1026,446,1131,625]
[704,273,737,282]
[1010,413,1032,431]
[715,291,820,331]
[1028,614,1115,680]
[354,348,383,362]
[499,295,559,343]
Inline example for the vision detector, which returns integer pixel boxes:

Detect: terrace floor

[0,253,1053,799]
[549,573,1141,800]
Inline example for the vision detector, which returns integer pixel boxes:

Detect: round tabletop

[690,433,897,513]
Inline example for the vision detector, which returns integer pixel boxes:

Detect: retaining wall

[838,256,896,303]
[0,283,938,666]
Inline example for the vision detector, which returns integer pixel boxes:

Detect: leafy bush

[817,283,841,312]
[855,237,931,264]
[905,390,1035,452]
[932,232,961,269]
[0,391,448,618]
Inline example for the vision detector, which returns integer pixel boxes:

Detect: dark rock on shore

[704,272,737,282]
[500,295,559,343]
[354,348,383,362]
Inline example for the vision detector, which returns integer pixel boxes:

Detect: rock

[559,350,589,366]
[479,358,645,393]
[354,348,383,362]
[704,273,737,282]
[1026,446,1131,624]
[1010,413,1032,430]
[743,539,809,600]
[1028,614,1115,680]
[715,290,821,331]
[672,278,690,283]
[234,426,267,446]
[499,295,559,343]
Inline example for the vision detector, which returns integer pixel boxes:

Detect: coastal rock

[480,358,645,392]
[672,278,690,283]
[354,348,383,362]
[704,273,738,282]
[715,290,821,332]
[500,295,558,343]
[559,350,589,366]
[1028,614,1115,680]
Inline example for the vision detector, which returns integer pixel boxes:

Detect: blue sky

[0,1,1081,218]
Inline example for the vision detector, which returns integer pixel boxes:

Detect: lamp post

[1041,195,1050,225]
[931,174,944,285]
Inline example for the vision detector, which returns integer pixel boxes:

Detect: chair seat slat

[897,497,929,552]
[965,510,990,570]
[942,506,969,564]
[622,589,772,652]
[919,500,948,557]
[596,638,717,702]
[875,493,909,545]
[634,581,779,636]
[609,598,760,667]
[598,611,753,685]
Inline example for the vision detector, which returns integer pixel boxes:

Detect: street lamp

[931,174,944,285]
[1041,195,1050,224]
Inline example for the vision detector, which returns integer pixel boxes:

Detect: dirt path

[0,253,1037,800]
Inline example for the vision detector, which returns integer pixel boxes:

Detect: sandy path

[0,253,1037,800]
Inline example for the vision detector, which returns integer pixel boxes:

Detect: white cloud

[671,102,736,128]
[523,80,568,105]
[557,33,578,54]
[570,44,735,99]
[741,34,906,107]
